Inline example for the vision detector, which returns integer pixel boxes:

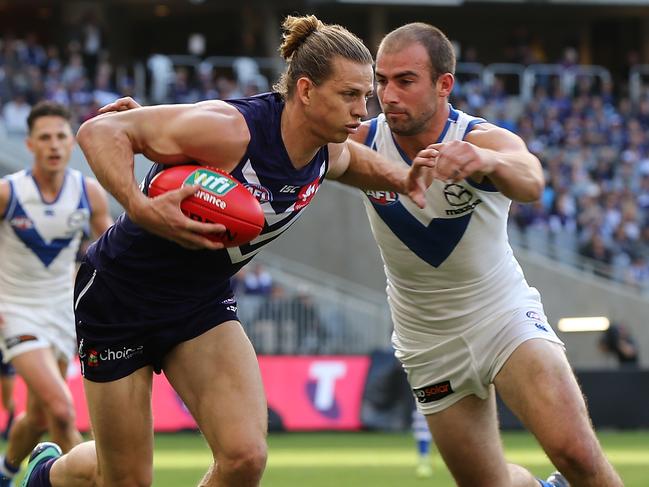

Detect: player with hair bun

[20,15,437,487]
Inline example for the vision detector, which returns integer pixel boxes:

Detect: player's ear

[296,77,314,106]
[437,73,454,98]
[25,133,35,154]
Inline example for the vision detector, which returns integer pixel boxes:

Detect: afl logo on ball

[244,183,272,204]
[365,190,399,206]
[443,184,473,206]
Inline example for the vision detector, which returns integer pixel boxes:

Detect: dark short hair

[378,23,456,81]
[27,101,72,133]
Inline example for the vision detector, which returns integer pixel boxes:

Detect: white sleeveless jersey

[0,169,90,304]
[363,106,542,335]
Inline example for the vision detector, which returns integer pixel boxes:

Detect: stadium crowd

[1,31,649,292]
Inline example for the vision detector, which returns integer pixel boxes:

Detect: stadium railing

[238,253,393,355]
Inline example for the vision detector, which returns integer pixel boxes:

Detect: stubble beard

[385,108,435,137]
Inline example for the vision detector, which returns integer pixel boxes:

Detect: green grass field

[147,430,649,486]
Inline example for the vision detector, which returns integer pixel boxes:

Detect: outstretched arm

[327,138,435,208]
[76,100,250,248]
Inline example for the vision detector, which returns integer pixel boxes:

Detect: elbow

[525,175,545,202]
[76,117,104,152]
[508,175,544,203]
[77,116,128,155]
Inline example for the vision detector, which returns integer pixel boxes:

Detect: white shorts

[394,305,564,415]
[0,300,76,363]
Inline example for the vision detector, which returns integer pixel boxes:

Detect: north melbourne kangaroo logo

[443,184,474,206]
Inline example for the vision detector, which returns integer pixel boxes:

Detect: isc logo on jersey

[184,169,237,196]
[294,179,320,211]
[365,190,399,206]
[244,183,272,204]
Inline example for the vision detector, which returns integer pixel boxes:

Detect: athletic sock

[417,439,430,456]
[0,455,19,477]
[25,457,56,487]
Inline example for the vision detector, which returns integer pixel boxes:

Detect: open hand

[130,184,227,250]
[405,147,439,208]
[428,140,493,182]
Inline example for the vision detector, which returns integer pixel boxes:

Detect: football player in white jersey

[0,101,112,486]
[350,23,622,487]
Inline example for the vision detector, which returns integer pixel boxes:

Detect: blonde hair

[273,15,373,99]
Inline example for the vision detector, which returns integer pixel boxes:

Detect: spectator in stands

[2,92,30,134]
[290,287,326,354]
[243,264,273,296]
[579,233,613,278]
[599,323,639,368]
[251,283,288,354]
[147,53,174,104]
[624,253,649,289]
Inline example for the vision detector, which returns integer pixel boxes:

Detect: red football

[148,165,265,247]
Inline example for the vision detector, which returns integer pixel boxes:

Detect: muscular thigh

[494,339,594,446]
[426,390,510,487]
[163,321,267,458]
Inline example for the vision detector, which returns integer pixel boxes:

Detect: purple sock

[26,458,56,487]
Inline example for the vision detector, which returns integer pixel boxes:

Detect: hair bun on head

[278,15,324,61]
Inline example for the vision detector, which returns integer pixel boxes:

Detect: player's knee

[46,397,76,431]
[25,410,49,433]
[219,441,267,480]
[546,436,600,476]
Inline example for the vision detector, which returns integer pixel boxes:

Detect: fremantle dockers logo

[184,169,237,196]
[443,184,474,206]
